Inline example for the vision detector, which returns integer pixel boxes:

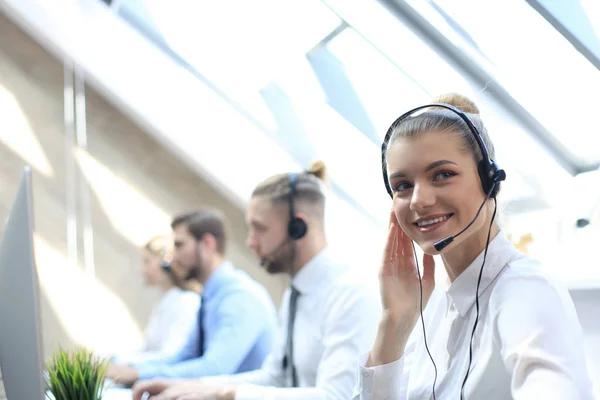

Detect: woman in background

[113,235,200,366]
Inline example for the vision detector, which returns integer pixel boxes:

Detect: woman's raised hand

[367,210,436,366]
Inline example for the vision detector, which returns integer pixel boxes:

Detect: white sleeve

[351,331,416,400]
[193,355,287,400]
[352,279,447,400]
[352,353,407,400]
[199,352,285,389]
[493,274,595,400]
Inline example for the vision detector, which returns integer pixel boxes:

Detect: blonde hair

[144,235,171,257]
[385,93,496,165]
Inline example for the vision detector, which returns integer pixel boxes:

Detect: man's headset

[280,173,307,380]
[259,172,308,267]
[287,172,308,240]
[381,103,506,400]
[382,103,506,252]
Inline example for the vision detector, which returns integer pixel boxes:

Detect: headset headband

[288,172,298,224]
[382,103,504,198]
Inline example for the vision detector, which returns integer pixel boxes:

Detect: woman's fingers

[401,227,414,262]
[382,223,398,276]
[383,222,397,261]
[383,210,400,263]
[383,209,420,278]
[388,208,399,227]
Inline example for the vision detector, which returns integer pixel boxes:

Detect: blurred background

[0,0,598,386]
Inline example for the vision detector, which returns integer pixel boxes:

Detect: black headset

[287,172,308,240]
[160,244,172,272]
[153,240,172,273]
[161,259,172,272]
[381,103,505,199]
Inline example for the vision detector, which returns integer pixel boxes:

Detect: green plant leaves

[45,347,109,400]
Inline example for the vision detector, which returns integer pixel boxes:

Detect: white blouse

[114,287,200,366]
[353,231,594,400]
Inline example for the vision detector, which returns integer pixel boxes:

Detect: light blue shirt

[137,261,277,380]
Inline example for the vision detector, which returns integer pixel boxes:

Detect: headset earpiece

[288,218,307,240]
[477,160,506,199]
[288,173,307,241]
[161,260,172,272]
[157,244,172,273]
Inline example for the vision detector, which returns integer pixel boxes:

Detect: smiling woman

[387,133,488,261]
[352,93,594,400]
[384,94,503,267]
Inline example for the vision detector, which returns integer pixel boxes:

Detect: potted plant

[46,347,109,400]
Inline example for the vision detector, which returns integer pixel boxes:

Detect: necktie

[198,296,205,356]
[283,286,300,387]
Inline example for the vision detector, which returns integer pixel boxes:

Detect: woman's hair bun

[432,92,479,115]
[307,160,327,182]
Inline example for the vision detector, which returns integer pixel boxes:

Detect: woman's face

[139,248,164,286]
[386,131,490,255]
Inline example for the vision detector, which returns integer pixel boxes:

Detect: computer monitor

[0,166,46,399]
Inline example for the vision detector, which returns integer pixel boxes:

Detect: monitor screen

[0,166,46,399]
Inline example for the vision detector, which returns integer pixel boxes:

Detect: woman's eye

[434,171,456,181]
[393,182,412,192]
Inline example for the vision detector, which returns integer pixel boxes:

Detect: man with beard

[132,161,381,400]
[106,209,278,386]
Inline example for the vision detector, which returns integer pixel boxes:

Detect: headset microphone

[433,173,503,251]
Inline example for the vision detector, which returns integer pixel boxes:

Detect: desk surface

[45,387,132,400]
[0,377,130,399]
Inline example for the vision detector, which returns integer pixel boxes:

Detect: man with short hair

[107,209,277,386]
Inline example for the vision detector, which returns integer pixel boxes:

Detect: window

[402,0,600,169]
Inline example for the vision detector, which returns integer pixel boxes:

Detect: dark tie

[283,286,300,387]
[198,296,205,356]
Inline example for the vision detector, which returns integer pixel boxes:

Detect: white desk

[45,386,132,400]
[100,387,133,400]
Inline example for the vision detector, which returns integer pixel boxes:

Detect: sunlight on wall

[546,226,600,288]
[34,234,143,355]
[73,148,172,246]
[0,85,54,178]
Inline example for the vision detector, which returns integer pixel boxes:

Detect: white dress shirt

[204,247,381,400]
[353,231,594,400]
[114,287,200,366]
